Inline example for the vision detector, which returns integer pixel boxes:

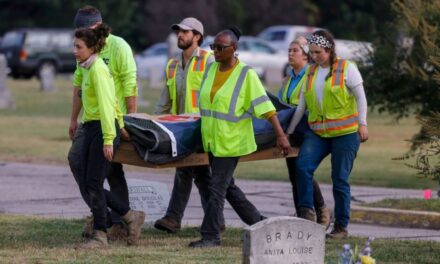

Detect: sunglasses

[209,43,232,52]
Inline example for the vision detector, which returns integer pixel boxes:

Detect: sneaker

[108,223,128,241]
[81,215,94,238]
[326,223,348,239]
[298,207,317,222]
[154,216,181,233]
[316,206,331,230]
[188,239,220,248]
[76,230,108,249]
[122,210,146,246]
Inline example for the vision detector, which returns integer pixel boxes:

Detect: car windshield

[25,32,51,48]
[261,30,286,41]
[1,31,24,47]
[246,40,275,54]
[143,43,167,56]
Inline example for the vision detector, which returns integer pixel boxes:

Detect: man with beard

[153,17,219,233]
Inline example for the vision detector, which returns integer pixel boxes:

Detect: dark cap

[74,7,102,29]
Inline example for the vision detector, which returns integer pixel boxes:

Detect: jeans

[165,165,222,224]
[285,157,326,213]
[200,155,262,241]
[81,121,130,231]
[68,123,129,225]
[295,131,360,227]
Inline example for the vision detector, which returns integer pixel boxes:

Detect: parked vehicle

[0,28,76,79]
[258,25,321,52]
[202,36,288,80]
[135,42,168,80]
[258,25,373,66]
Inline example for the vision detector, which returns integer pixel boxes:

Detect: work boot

[76,230,108,249]
[122,210,146,246]
[81,215,94,238]
[188,239,220,248]
[298,207,317,222]
[154,216,181,233]
[326,223,348,239]
[108,223,128,241]
[316,206,331,229]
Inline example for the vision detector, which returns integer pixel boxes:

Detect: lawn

[365,198,440,212]
[0,214,439,264]
[0,76,435,189]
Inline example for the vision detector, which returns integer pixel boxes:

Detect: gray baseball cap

[171,17,204,36]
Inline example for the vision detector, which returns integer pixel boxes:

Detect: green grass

[0,77,435,189]
[365,198,440,212]
[0,214,439,263]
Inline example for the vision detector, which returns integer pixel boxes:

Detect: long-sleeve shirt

[73,34,137,115]
[80,56,123,145]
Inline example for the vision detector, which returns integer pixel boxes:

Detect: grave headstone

[104,178,170,226]
[39,63,55,92]
[243,216,325,264]
[0,54,15,109]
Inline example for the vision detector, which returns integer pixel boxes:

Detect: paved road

[1,161,440,241]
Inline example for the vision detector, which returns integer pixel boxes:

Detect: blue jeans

[295,131,360,227]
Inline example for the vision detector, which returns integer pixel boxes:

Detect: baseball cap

[171,17,204,36]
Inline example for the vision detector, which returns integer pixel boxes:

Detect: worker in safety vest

[287,30,368,239]
[154,17,222,234]
[278,36,330,229]
[188,27,292,248]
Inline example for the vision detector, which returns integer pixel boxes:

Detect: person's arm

[69,86,82,140]
[268,114,292,156]
[92,67,117,161]
[286,92,306,134]
[116,39,138,113]
[125,96,137,113]
[351,84,368,142]
[154,64,173,115]
[346,63,368,142]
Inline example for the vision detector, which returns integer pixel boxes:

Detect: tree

[363,0,440,122]
[373,1,440,184]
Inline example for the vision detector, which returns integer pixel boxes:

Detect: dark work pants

[81,121,130,232]
[201,155,262,241]
[286,156,326,213]
[165,165,226,225]
[68,123,129,226]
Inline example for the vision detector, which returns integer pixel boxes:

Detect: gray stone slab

[243,216,325,264]
[126,179,170,226]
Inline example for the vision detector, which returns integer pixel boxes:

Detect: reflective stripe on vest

[309,113,359,132]
[199,66,270,122]
[305,64,318,91]
[167,59,178,79]
[304,59,358,137]
[166,49,211,114]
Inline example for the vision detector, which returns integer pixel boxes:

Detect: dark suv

[0,28,76,79]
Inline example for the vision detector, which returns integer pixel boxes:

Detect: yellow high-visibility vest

[303,59,358,137]
[199,61,275,157]
[165,49,211,114]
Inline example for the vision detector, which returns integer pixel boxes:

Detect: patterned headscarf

[309,34,333,49]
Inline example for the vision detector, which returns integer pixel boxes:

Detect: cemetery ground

[1,77,440,263]
[1,214,440,264]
